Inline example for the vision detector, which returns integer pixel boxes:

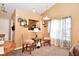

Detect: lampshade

[21,21,26,26]
[34,28,39,32]
[32,8,36,13]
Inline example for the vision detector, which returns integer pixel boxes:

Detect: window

[48,16,71,48]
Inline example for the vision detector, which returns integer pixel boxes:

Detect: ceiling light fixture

[0,4,7,14]
[43,4,50,20]
[43,16,50,20]
[32,8,36,13]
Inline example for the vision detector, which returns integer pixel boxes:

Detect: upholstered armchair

[69,44,79,56]
[41,33,51,46]
[69,46,74,56]
[4,41,15,55]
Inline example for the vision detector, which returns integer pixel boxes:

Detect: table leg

[22,44,25,53]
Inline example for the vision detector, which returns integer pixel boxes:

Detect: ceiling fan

[0,4,7,14]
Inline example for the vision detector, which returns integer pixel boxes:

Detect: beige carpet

[6,45,69,56]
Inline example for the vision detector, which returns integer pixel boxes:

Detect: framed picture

[17,17,27,27]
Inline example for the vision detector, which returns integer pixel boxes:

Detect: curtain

[48,17,71,49]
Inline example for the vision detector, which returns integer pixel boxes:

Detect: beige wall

[14,8,43,48]
[0,18,9,41]
[41,3,79,46]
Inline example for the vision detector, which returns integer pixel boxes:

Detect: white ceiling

[0,3,55,18]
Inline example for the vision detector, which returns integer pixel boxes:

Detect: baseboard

[14,46,22,50]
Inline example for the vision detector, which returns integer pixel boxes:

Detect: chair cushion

[44,37,50,40]
[25,40,34,45]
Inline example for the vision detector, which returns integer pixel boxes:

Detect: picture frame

[17,17,27,27]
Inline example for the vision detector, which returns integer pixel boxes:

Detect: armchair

[41,33,51,46]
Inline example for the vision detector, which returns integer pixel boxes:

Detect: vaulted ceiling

[0,3,55,18]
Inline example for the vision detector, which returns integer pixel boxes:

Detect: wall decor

[18,17,23,22]
[18,17,27,27]
[28,19,38,30]
[20,19,27,27]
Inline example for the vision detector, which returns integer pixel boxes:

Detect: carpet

[5,45,69,56]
